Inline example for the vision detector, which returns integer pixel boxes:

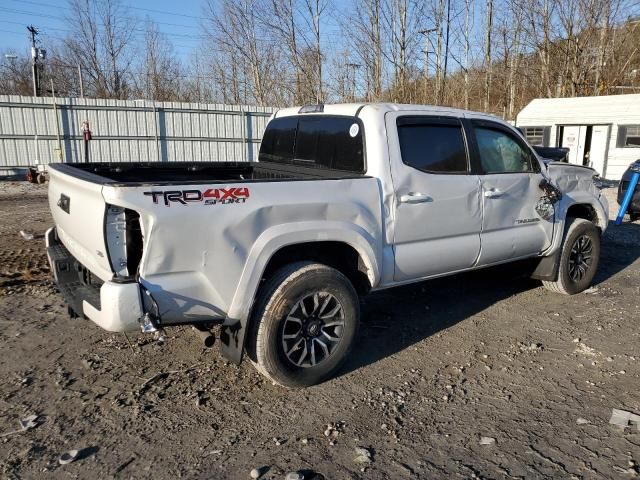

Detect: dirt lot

[1,181,639,480]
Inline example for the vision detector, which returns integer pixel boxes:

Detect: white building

[516,94,640,180]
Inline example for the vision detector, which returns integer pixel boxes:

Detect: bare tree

[0,49,33,96]
[381,0,422,102]
[203,0,285,106]
[522,0,556,98]
[63,0,136,99]
[434,0,446,104]
[264,0,328,104]
[345,0,383,101]
[137,21,183,101]
[1,0,639,113]
[305,0,326,102]
[464,0,473,109]
[483,0,494,112]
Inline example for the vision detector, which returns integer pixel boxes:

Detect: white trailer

[516,94,640,180]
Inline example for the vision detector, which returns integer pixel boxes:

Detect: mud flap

[531,178,562,281]
[219,321,246,365]
[530,250,560,281]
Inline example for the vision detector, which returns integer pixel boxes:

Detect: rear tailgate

[48,166,113,281]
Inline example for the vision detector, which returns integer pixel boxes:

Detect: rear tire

[246,262,359,388]
[542,218,600,295]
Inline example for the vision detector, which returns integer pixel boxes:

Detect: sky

[0,0,211,59]
[0,0,347,64]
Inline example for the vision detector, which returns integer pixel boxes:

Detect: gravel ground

[1,181,639,479]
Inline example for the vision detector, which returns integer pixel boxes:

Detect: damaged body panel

[45,103,608,378]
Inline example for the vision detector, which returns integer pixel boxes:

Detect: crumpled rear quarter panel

[102,177,383,324]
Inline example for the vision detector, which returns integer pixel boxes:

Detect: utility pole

[443,0,451,99]
[77,64,84,98]
[27,25,39,97]
[346,63,361,102]
[419,28,437,103]
[483,0,493,112]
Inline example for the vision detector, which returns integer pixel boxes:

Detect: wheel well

[261,241,372,295]
[566,203,598,225]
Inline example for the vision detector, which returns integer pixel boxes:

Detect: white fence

[0,95,276,168]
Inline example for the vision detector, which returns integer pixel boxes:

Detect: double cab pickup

[46,103,609,387]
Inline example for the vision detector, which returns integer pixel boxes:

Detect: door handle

[399,192,433,204]
[483,188,504,198]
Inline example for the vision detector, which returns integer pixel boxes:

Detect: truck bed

[49,161,365,186]
[47,159,382,329]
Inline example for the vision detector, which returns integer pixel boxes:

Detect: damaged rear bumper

[45,227,143,332]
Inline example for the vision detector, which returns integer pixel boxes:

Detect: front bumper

[45,227,143,332]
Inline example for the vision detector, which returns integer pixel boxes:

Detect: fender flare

[534,196,608,281]
[219,221,381,364]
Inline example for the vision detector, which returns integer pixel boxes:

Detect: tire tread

[248,261,358,387]
[542,217,600,295]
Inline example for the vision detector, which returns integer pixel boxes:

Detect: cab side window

[397,118,468,173]
[474,127,534,173]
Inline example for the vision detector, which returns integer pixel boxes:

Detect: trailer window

[619,125,640,147]
[522,126,549,147]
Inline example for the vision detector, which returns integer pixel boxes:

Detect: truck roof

[274,102,505,124]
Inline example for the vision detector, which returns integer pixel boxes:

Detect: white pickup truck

[46,103,609,387]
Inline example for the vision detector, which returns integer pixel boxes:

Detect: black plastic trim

[49,162,371,187]
[530,250,560,281]
[47,236,104,315]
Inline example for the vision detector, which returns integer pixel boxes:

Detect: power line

[0,9,208,39]
[0,20,343,51]
[0,12,346,69]
[5,0,199,29]
[0,6,345,45]
[5,0,207,21]
[0,28,26,36]
[0,21,200,51]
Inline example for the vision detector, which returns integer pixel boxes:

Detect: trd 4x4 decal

[144,187,250,206]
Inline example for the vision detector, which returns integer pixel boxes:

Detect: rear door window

[259,116,365,173]
[396,117,468,173]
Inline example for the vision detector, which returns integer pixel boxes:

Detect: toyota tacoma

[46,103,609,387]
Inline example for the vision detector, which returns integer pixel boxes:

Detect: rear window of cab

[259,116,365,173]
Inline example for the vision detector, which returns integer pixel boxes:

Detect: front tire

[247,262,360,388]
[542,218,601,295]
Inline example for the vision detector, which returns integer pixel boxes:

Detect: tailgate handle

[57,193,70,214]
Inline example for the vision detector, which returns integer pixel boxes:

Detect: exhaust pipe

[192,326,215,348]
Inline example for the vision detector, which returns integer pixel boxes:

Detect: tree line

[1,0,639,119]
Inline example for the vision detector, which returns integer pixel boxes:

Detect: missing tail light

[105,205,143,279]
